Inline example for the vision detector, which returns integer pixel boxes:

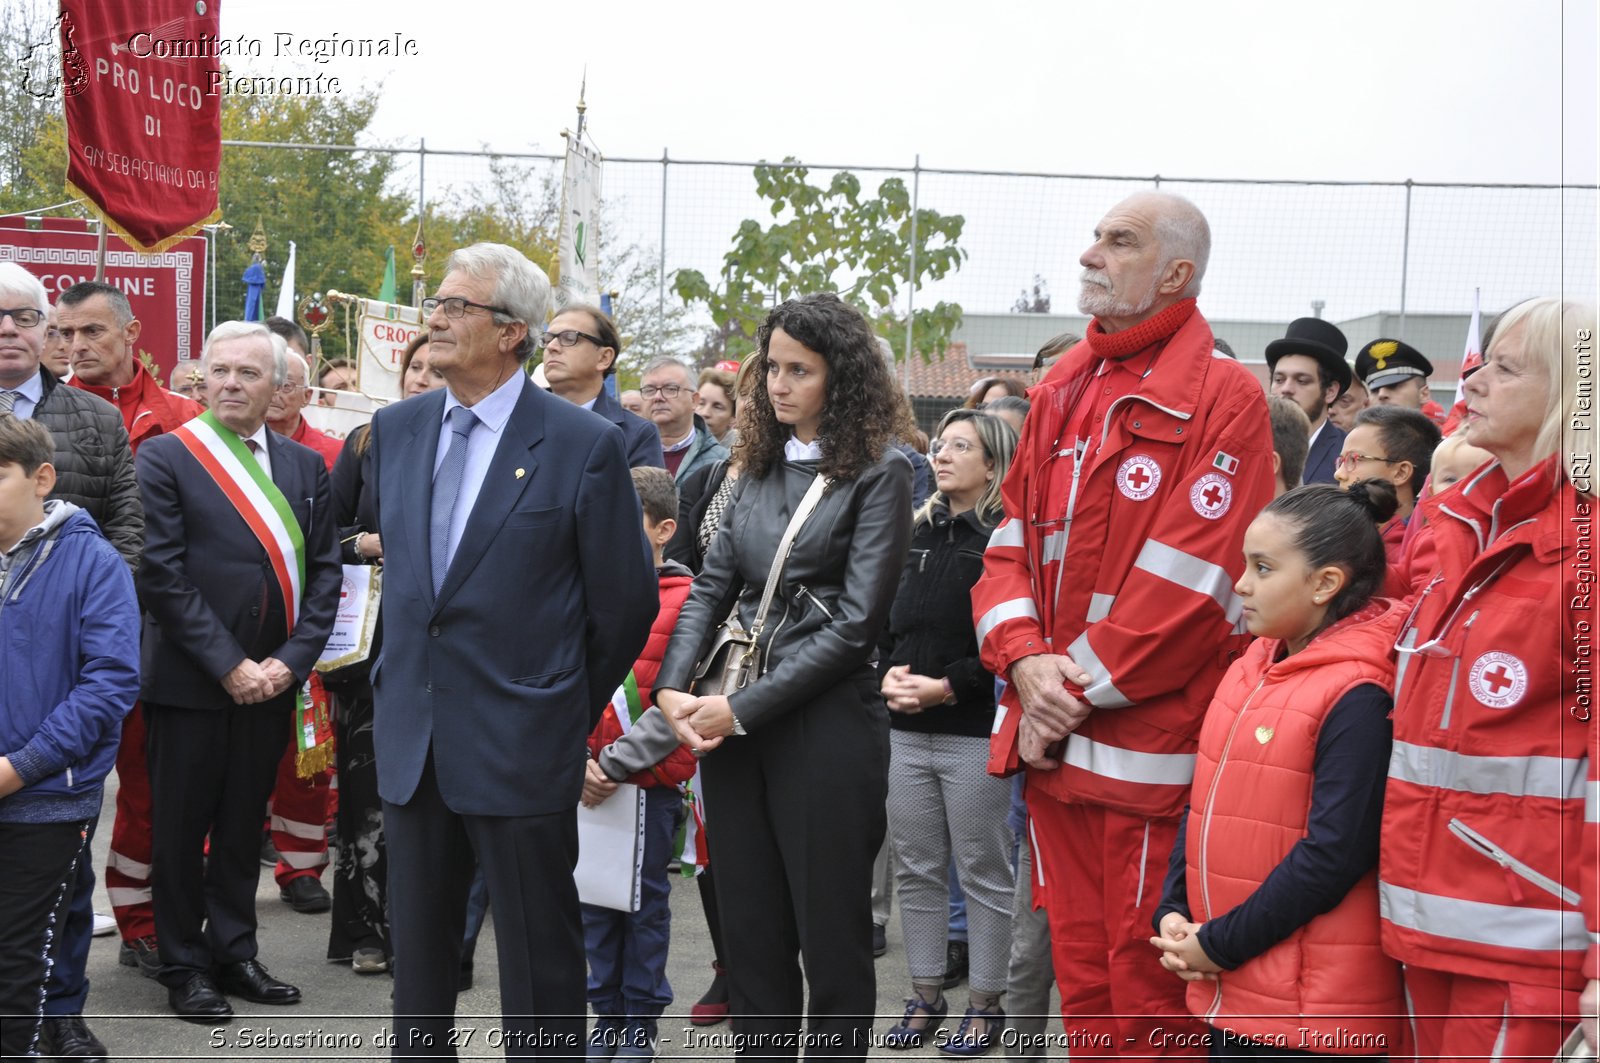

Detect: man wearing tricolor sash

[134,321,341,1025]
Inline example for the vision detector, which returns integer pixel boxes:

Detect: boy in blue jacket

[0,415,140,1057]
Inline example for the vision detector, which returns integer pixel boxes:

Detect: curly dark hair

[737,293,902,482]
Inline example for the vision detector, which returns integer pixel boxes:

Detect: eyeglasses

[1334,451,1400,471]
[0,308,44,328]
[421,296,510,320]
[540,328,603,349]
[640,384,686,399]
[930,438,980,459]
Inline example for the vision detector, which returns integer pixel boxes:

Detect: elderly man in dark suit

[367,242,657,1059]
[136,321,341,1023]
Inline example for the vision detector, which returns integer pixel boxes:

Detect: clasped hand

[1150,912,1219,982]
[881,664,945,714]
[657,690,734,753]
[1010,654,1095,769]
[581,758,619,808]
[221,657,295,705]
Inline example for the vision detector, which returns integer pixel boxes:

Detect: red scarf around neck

[1084,298,1198,362]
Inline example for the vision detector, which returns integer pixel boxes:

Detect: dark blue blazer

[136,429,341,710]
[367,378,658,817]
[591,386,666,469]
[1302,418,1347,485]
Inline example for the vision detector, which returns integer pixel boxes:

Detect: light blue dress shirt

[433,370,525,571]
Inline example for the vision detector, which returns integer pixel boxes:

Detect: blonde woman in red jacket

[1152,482,1407,1059]
[1379,297,1599,1060]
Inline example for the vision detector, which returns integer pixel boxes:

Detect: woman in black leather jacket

[656,293,913,1061]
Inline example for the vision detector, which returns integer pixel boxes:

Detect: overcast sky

[223,0,1596,185]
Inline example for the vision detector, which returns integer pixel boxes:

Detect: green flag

[378,246,396,303]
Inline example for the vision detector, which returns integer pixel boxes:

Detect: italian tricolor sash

[171,411,332,776]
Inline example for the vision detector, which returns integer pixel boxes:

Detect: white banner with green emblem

[556,138,602,310]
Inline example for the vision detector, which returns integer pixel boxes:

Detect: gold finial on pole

[247,217,268,260]
[410,215,427,308]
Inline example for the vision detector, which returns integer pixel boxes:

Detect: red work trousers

[1402,965,1577,1062]
[105,703,155,943]
[269,740,332,888]
[1026,787,1206,1058]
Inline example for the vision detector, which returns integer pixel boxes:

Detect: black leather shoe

[168,972,233,1024]
[217,959,302,1005]
[37,1014,109,1060]
[279,876,331,913]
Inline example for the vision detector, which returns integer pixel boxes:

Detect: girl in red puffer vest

[1151,481,1406,1060]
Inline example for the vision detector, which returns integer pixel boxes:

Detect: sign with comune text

[0,215,205,384]
[60,0,222,252]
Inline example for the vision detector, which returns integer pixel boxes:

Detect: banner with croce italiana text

[60,0,222,252]
[556,138,602,309]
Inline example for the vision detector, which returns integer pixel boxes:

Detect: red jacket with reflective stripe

[1379,456,1598,990]
[1187,601,1405,1050]
[70,366,201,456]
[971,310,1275,818]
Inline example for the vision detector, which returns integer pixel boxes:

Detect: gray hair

[202,321,288,387]
[0,262,49,313]
[283,348,311,385]
[59,281,134,326]
[640,356,694,385]
[1150,193,1211,298]
[443,243,551,359]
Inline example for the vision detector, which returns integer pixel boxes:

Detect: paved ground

[66,773,1061,1061]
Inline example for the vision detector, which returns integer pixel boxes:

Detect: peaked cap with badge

[1354,338,1433,391]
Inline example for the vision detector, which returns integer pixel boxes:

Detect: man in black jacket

[0,263,141,571]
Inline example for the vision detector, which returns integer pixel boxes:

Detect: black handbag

[691,473,829,696]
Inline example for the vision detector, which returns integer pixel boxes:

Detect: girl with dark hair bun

[1151,483,1407,1060]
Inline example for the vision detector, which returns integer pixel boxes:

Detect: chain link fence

[220,140,1599,372]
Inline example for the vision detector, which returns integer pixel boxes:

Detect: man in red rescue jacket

[971,192,1274,1056]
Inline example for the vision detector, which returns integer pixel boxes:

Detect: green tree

[672,159,967,362]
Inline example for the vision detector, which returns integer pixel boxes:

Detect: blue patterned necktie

[430,405,477,595]
[0,391,16,414]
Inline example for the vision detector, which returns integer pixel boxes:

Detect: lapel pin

[515,468,525,479]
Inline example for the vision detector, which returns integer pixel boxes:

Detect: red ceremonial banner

[61,0,222,253]
[0,216,207,383]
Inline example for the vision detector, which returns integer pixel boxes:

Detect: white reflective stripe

[1133,539,1244,623]
[1592,930,1600,947]
[1379,882,1590,953]
[1066,631,1132,708]
[107,849,152,879]
[1489,1004,1508,1063]
[1042,530,1067,567]
[269,813,326,841]
[1394,628,1417,700]
[1086,593,1116,623]
[1135,820,1151,906]
[1062,733,1195,787]
[277,850,330,870]
[106,886,152,906]
[976,597,1040,646]
[987,519,1024,551]
[1388,742,1588,801]
[1588,781,1600,823]
[1028,818,1045,888]
[992,701,1014,736]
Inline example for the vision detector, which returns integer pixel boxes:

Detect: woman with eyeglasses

[654,292,913,1062]
[875,409,1018,1055]
[1378,297,1599,1060]
[321,332,446,976]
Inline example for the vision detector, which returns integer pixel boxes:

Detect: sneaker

[352,947,390,974]
[587,1016,624,1062]
[37,1014,109,1060]
[872,922,888,958]
[259,831,280,867]
[941,940,969,989]
[91,911,117,937]
[118,935,161,979]
[614,1020,658,1061]
[882,995,948,1050]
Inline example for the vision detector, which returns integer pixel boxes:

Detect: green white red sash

[171,411,331,775]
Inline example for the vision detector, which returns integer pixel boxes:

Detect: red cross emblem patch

[1468,651,1528,709]
[1189,472,1232,520]
[1116,454,1162,501]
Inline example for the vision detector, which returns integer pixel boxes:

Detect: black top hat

[1265,318,1353,398]
[1355,339,1433,391]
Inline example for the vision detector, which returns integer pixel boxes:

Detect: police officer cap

[1355,339,1433,391]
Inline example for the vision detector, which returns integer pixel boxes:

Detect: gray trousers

[1005,836,1057,1059]
[886,731,1014,993]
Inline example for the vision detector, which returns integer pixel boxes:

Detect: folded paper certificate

[575,783,646,912]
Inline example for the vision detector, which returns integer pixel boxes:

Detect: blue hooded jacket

[0,503,140,823]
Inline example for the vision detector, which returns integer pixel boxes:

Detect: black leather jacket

[654,449,913,732]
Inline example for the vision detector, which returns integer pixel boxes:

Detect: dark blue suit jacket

[1302,418,1347,485]
[136,429,341,710]
[367,377,658,817]
[591,386,665,469]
